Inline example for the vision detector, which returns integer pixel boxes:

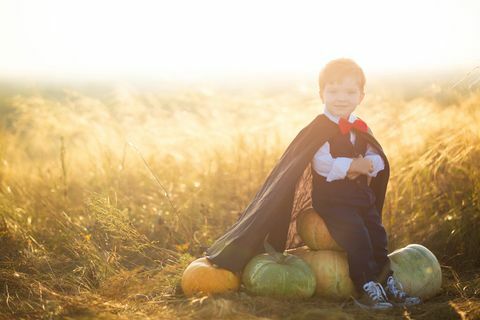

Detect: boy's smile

[320,76,365,119]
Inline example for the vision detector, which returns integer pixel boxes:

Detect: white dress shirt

[312,108,385,182]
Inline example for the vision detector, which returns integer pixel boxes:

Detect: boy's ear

[359,91,365,103]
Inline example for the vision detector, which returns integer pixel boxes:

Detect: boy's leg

[360,204,393,283]
[314,202,378,293]
[360,206,422,306]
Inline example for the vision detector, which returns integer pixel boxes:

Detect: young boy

[204,58,420,310]
[311,58,421,309]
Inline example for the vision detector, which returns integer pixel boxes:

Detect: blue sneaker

[353,281,393,310]
[385,276,422,306]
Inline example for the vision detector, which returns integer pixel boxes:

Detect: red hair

[318,58,366,93]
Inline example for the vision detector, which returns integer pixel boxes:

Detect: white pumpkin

[388,244,442,299]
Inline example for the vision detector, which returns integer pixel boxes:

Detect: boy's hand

[347,170,374,185]
[348,155,374,176]
[346,171,361,180]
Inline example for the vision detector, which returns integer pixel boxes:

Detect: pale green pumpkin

[242,239,316,299]
[388,244,442,299]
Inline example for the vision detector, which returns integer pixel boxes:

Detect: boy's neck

[323,108,355,124]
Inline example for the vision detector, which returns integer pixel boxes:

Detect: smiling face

[320,75,365,119]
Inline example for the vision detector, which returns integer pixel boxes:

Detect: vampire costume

[204,113,390,274]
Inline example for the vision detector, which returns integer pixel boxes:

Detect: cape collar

[323,106,357,125]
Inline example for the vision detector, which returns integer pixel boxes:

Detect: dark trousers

[313,200,393,293]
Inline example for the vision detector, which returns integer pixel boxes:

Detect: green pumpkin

[388,244,442,299]
[242,238,316,299]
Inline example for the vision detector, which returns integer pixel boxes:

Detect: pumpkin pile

[289,207,442,300]
[181,240,316,299]
[181,207,442,300]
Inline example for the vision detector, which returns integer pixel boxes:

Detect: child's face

[320,76,365,119]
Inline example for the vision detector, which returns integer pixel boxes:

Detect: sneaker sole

[390,300,422,307]
[352,297,393,310]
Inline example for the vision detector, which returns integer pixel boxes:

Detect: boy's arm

[312,142,353,182]
[364,143,385,177]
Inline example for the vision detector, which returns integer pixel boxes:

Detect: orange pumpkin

[287,246,355,299]
[296,208,342,251]
[181,257,240,297]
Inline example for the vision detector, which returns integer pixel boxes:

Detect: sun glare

[0,0,478,80]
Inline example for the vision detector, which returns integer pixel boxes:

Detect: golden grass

[0,77,479,319]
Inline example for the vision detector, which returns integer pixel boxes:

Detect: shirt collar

[323,106,357,124]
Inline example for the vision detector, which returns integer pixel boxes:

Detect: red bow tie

[338,117,368,135]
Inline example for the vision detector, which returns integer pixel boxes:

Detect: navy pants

[313,200,393,293]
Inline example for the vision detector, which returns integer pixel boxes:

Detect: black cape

[205,113,390,273]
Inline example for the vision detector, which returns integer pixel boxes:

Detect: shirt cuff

[326,157,353,182]
[364,155,385,177]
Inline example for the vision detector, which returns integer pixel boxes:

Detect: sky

[0,0,479,81]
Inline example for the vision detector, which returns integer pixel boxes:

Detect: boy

[204,58,420,310]
[311,58,420,309]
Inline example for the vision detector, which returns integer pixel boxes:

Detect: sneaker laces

[386,276,406,299]
[363,281,389,303]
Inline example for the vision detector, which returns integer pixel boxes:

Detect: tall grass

[0,78,479,318]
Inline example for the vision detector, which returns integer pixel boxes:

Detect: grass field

[0,72,479,319]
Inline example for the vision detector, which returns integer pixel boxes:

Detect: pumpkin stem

[263,234,287,263]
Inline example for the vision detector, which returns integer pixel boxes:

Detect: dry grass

[0,75,479,319]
